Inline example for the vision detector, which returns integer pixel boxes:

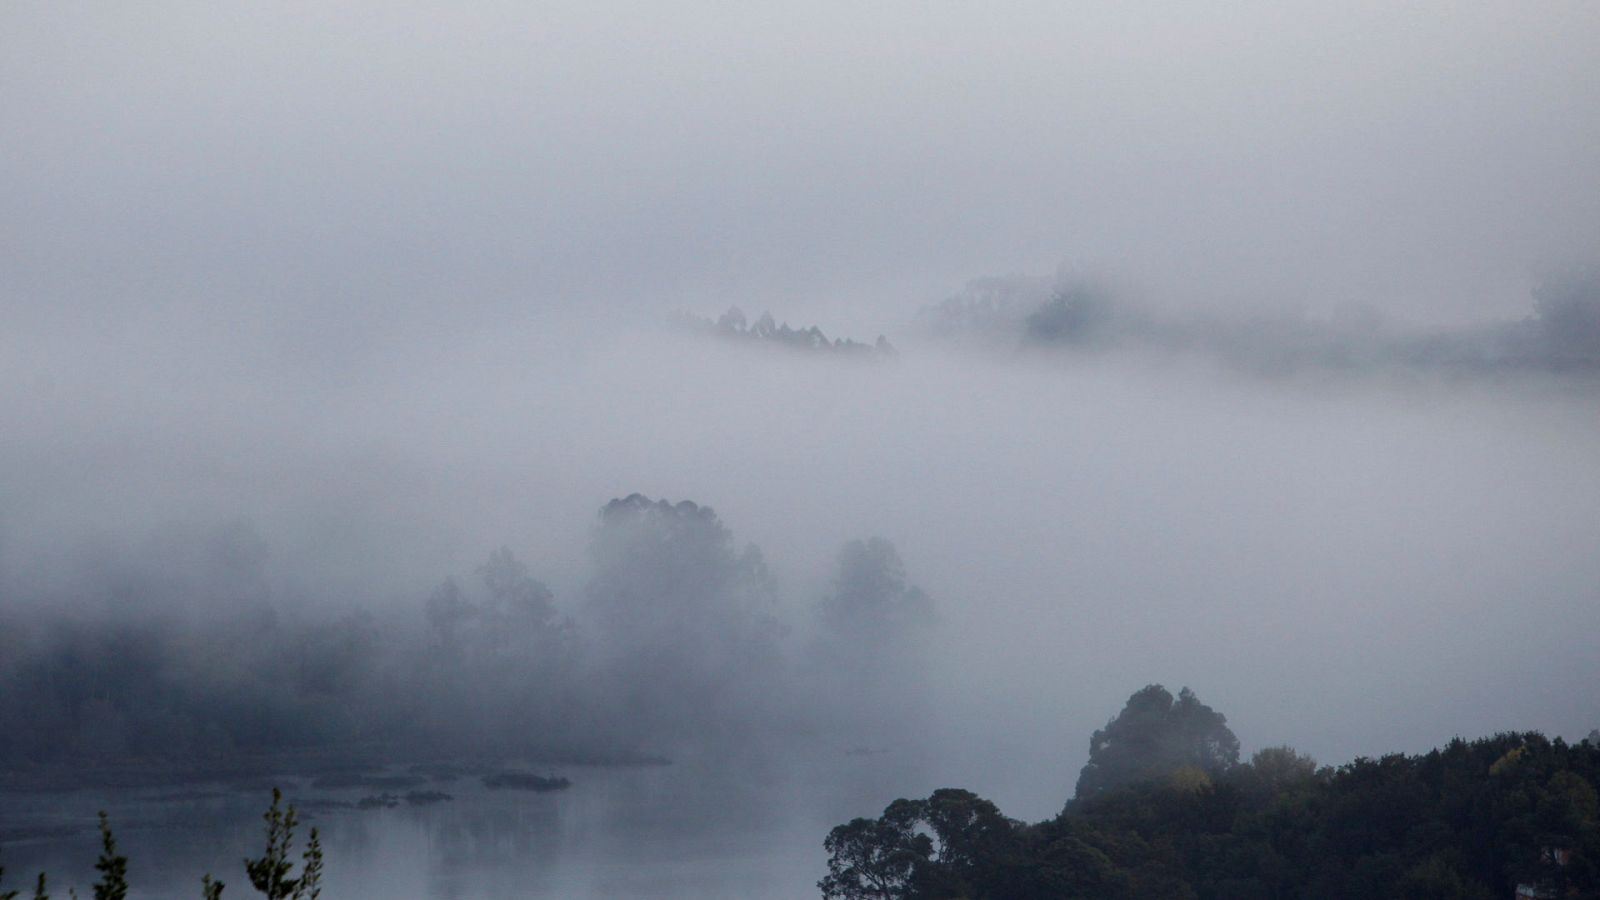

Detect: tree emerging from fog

[818,538,933,652]
[583,494,784,751]
[414,545,576,756]
[1074,684,1240,801]
[674,307,896,357]
[807,537,935,750]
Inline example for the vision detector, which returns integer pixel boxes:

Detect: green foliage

[820,792,1024,900]
[1490,745,1525,775]
[818,802,931,900]
[1074,685,1240,801]
[822,730,1600,899]
[242,789,321,900]
[90,813,126,900]
[200,874,224,900]
[297,831,322,900]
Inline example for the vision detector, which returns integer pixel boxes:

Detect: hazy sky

[3,2,1599,820]
[6,1,1600,338]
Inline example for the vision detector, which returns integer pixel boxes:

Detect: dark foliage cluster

[674,307,896,357]
[1075,685,1240,801]
[0,498,932,771]
[821,689,1600,900]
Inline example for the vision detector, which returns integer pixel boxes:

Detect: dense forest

[820,685,1600,900]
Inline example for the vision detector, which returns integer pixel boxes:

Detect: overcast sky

[6,1,1599,339]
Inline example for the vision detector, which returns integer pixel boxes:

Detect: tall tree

[818,538,932,649]
[582,495,780,749]
[1074,685,1239,800]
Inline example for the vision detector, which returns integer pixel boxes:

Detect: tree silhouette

[1074,684,1239,800]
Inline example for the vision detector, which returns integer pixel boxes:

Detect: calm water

[0,758,895,899]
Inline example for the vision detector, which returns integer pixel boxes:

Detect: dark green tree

[243,789,321,900]
[917,789,1020,897]
[91,812,127,900]
[819,799,932,900]
[1074,685,1239,801]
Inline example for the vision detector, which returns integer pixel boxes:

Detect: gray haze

[4,0,1600,831]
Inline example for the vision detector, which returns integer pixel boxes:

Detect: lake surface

[0,758,886,899]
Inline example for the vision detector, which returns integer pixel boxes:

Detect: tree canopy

[822,729,1600,899]
[1074,684,1240,801]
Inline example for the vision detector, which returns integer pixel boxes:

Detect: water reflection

[0,757,907,899]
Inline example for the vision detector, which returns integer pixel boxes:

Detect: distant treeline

[673,307,896,357]
[820,684,1600,900]
[921,270,1600,376]
[0,497,933,772]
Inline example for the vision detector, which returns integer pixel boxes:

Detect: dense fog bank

[3,281,1598,815]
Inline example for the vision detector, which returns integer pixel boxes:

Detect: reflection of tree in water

[424,799,561,862]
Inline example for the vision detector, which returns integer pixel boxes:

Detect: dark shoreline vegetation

[819,686,1600,900]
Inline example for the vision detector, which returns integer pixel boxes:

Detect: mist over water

[4,2,1600,895]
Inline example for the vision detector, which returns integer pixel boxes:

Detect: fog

[4,0,1600,835]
